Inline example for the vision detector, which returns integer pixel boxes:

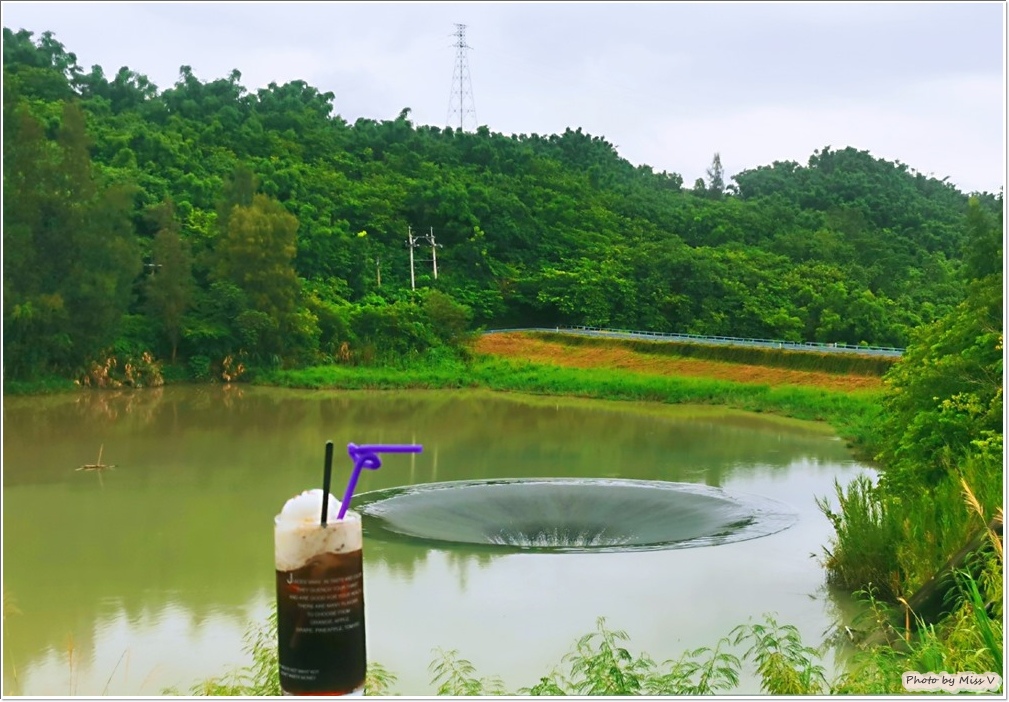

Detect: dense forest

[2,28,1003,384]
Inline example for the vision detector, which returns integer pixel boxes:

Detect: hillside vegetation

[3,27,1002,384]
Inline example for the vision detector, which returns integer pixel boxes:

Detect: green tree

[2,28,80,101]
[213,193,300,355]
[877,275,1002,488]
[145,200,195,361]
[216,164,258,238]
[962,196,1003,281]
[3,97,140,376]
[706,152,725,199]
[423,289,472,347]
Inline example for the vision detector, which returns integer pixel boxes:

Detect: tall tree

[216,164,258,237]
[144,200,194,361]
[214,193,300,355]
[3,98,140,375]
[706,152,725,199]
[961,196,1003,282]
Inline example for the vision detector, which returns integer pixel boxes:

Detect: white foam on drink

[275,489,363,572]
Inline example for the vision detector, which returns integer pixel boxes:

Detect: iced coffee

[275,489,366,695]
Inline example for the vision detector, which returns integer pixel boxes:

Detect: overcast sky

[3,2,1005,193]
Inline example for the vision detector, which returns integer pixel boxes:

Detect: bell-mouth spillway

[356,478,798,553]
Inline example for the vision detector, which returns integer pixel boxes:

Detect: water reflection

[365,539,498,593]
[4,597,271,696]
[3,386,864,695]
[3,387,844,490]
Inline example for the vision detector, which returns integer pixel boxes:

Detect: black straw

[321,440,334,526]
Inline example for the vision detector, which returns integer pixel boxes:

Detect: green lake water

[2,385,869,695]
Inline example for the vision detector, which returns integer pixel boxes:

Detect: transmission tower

[446,23,477,132]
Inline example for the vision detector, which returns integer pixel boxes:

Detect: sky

[2,2,1006,194]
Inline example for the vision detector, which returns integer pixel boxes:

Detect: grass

[817,454,1003,603]
[477,333,887,392]
[831,561,1003,694]
[5,332,886,456]
[2,375,79,395]
[184,612,751,696]
[257,355,884,459]
[523,331,899,376]
[816,475,903,599]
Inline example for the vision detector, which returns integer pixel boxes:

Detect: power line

[446,23,477,132]
[405,226,444,290]
[424,227,443,280]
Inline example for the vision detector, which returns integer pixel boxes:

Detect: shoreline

[3,353,885,462]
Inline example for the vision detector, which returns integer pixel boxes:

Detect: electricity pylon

[446,23,477,132]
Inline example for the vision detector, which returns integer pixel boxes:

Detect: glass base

[282,686,365,696]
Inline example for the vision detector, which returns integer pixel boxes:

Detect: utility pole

[405,226,422,290]
[375,256,381,287]
[424,227,443,280]
[446,23,476,132]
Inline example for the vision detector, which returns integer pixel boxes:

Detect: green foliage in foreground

[187,569,1001,695]
[169,609,397,697]
[831,562,1003,694]
[817,274,1003,602]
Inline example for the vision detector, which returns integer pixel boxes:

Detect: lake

[2,385,869,695]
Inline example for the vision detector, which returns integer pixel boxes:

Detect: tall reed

[816,475,902,599]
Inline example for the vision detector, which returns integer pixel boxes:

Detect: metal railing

[482,326,905,357]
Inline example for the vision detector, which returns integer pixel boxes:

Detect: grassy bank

[4,347,886,458]
[529,331,899,376]
[1,376,80,396]
[256,355,884,458]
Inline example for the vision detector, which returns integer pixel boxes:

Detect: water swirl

[357,478,796,553]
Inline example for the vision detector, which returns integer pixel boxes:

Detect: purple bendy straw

[336,443,423,521]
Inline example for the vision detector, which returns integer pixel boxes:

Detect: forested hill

[3,28,1003,382]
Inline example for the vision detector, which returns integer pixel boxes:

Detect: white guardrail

[482,326,905,358]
